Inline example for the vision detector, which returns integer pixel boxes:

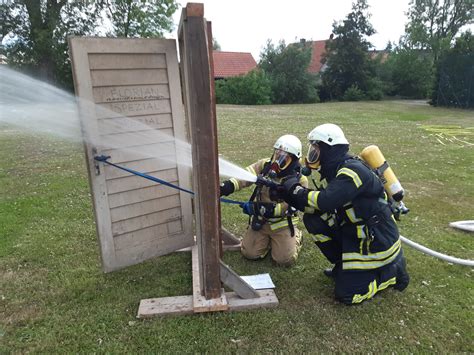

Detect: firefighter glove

[220,180,235,197]
[280,177,306,211]
[241,202,256,216]
[281,176,301,197]
[241,202,276,217]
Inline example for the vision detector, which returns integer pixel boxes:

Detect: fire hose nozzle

[256,175,279,189]
[398,201,410,214]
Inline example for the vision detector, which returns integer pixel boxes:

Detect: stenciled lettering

[105,86,167,102]
[110,100,170,114]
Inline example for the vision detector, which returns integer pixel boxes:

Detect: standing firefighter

[220,135,308,266]
[275,124,409,304]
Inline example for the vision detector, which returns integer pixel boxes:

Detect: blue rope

[95,156,244,207]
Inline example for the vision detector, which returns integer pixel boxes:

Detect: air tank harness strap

[248,162,273,230]
[281,173,301,237]
[286,207,296,237]
[93,155,244,206]
[374,161,389,182]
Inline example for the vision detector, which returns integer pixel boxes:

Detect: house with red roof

[289,38,330,74]
[212,51,257,79]
[306,39,329,74]
[298,38,390,74]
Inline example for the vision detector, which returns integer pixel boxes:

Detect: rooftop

[307,40,328,74]
[212,51,257,78]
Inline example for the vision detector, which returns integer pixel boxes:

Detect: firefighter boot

[394,256,410,291]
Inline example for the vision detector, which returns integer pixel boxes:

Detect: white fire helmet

[271,135,302,172]
[273,134,302,158]
[306,124,349,170]
[307,123,349,146]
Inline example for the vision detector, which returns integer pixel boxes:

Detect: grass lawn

[1,100,473,352]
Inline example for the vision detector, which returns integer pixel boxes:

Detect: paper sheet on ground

[241,273,275,289]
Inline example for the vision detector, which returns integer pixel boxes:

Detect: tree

[431,30,473,108]
[105,0,178,38]
[259,40,318,104]
[319,0,377,100]
[404,0,473,63]
[1,0,179,89]
[212,38,221,51]
[215,70,272,105]
[384,46,433,98]
[1,0,102,88]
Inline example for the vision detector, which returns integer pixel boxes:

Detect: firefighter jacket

[230,158,308,231]
[293,156,401,271]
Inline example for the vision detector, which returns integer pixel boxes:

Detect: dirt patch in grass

[0,265,49,330]
[1,303,42,327]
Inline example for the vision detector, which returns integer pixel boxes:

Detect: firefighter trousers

[303,212,409,304]
[333,252,409,304]
[241,222,302,266]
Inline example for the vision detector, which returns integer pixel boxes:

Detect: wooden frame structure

[67,3,277,317]
[137,3,278,317]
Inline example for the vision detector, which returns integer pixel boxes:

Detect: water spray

[0,66,256,183]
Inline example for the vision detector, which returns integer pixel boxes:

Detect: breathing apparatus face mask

[305,141,321,170]
[270,149,292,174]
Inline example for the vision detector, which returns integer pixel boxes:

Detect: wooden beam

[226,290,278,311]
[221,227,241,245]
[186,2,204,17]
[137,296,193,317]
[206,20,223,259]
[192,245,228,312]
[179,4,222,300]
[220,261,259,299]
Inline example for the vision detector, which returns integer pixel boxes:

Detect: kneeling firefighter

[274,124,409,304]
[220,135,308,266]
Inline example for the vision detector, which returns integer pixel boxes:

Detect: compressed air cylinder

[360,145,404,201]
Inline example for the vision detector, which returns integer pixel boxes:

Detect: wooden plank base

[137,295,193,317]
[227,289,279,311]
[136,244,278,318]
[177,243,241,252]
[137,289,278,318]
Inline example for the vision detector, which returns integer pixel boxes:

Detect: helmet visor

[307,142,320,164]
[271,149,292,171]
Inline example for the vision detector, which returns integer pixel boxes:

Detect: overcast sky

[168,0,412,61]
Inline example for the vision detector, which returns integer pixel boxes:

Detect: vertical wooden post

[206,20,224,258]
[178,3,222,300]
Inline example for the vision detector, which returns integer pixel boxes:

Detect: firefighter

[274,124,409,304]
[220,135,308,266]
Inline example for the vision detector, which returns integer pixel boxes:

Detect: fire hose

[399,235,473,267]
[94,155,244,206]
